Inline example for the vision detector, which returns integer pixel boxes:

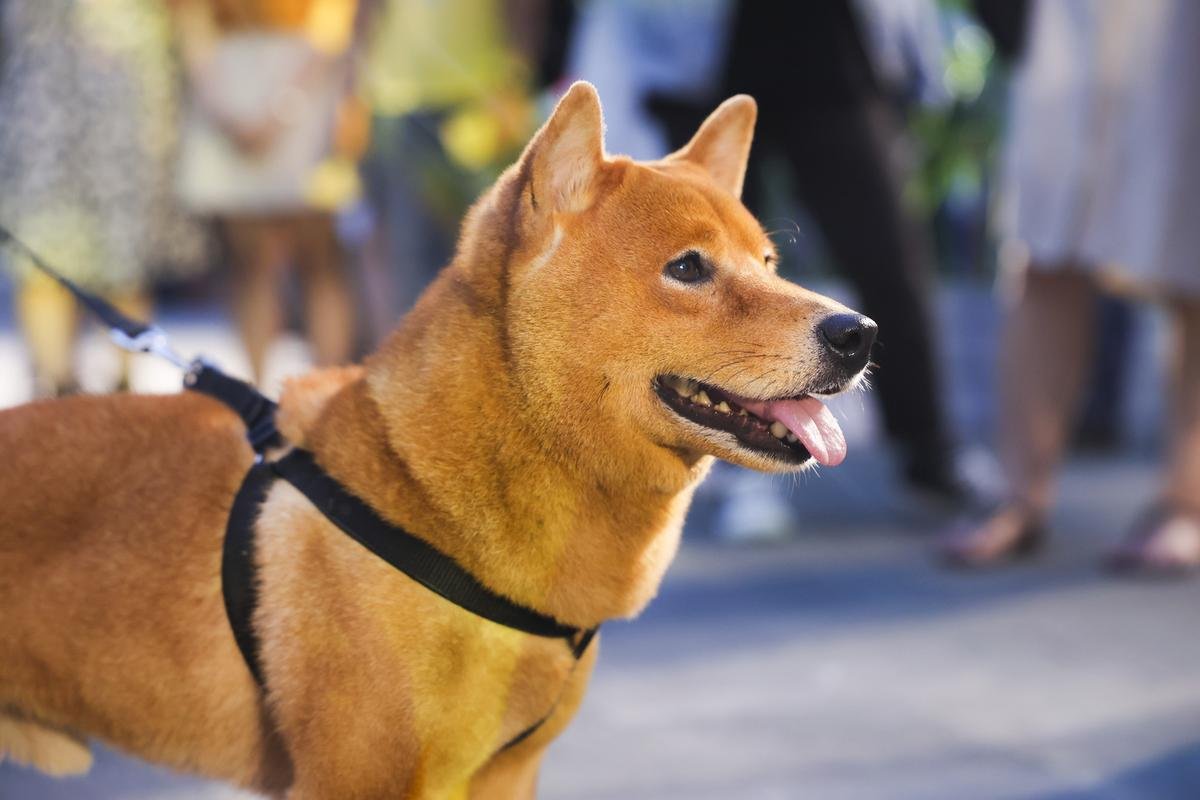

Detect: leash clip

[109,325,189,369]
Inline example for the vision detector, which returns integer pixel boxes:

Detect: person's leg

[942,267,1096,564]
[15,270,80,396]
[1163,298,1200,510]
[358,114,409,344]
[777,102,955,489]
[359,113,460,338]
[998,269,1097,514]
[291,213,354,368]
[223,216,288,385]
[1111,297,1200,571]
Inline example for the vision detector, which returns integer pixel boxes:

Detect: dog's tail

[0,713,93,776]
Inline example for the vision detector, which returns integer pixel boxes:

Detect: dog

[0,83,875,798]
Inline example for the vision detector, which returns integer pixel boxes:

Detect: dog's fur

[0,84,861,798]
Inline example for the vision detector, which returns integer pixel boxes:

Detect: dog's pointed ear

[523,81,605,215]
[667,95,757,198]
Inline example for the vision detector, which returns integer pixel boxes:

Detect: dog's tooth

[694,391,711,407]
[770,421,788,439]
[715,401,731,413]
[786,433,798,443]
[737,408,749,417]
[677,381,696,398]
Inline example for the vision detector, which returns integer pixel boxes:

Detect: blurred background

[3,0,1200,797]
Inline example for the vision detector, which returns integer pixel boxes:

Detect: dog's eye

[664,253,710,284]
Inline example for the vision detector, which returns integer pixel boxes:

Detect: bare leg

[942,267,1096,565]
[1111,298,1200,571]
[292,213,354,367]
[998,268,1098,515]
[1163,298,1200,512]
[15,270,79,396]
[224,217,288,385]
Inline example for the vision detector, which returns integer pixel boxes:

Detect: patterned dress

[0,0,205,292]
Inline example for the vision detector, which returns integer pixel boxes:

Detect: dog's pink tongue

[741,396,847,467]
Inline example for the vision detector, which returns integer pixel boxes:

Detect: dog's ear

[667,95,757,198]
[523,81,605,215]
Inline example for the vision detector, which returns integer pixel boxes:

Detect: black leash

[0,225,282,452]
[0,226,188,368]
[2,226,597,748]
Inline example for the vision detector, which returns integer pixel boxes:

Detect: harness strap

[224,450,597,683]
[271,448,589,642]
[222,449,599,751]
[497,624,598,753]
[186,364,282,453]
[222,462,275,685]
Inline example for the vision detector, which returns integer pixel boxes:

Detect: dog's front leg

[464,740,546,800]
[466,640,599,800]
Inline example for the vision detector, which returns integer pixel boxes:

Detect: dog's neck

[305,259,707,628]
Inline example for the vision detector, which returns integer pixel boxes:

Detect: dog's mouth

[653,375,847,466]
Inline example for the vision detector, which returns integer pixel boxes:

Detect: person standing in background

[0,0,206,397]
[976,0,1137,457]
[570,0,976,540]
[355,0,539,340]
[941,0,1200,572]
[173,0,365,385]
[675,1,974,506]
[725,1,970,503]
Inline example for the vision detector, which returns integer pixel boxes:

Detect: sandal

[937,504,1046,568]
[1107,503,1200,576]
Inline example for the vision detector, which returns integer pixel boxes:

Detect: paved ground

[3,283,1197,799]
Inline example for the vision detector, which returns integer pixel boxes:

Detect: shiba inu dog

[0,83,874,798]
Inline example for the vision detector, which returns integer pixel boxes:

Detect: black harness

[213,391,596,751]
[1,226,597,753]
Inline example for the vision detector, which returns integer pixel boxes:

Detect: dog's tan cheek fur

[506,162,851,468]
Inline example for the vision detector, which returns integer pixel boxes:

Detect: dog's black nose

[817,313,877,372]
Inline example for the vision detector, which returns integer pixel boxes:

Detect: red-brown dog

[0,83,874,798]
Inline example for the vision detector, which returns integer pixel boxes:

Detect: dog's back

[0,393,289,790]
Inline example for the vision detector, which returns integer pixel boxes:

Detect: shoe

[937,504,1046,568]
[1107,502,1200,577]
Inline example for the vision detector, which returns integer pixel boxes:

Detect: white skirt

[997,0,1200,297]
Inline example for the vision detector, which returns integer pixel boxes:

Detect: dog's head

[467,83,875,476]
